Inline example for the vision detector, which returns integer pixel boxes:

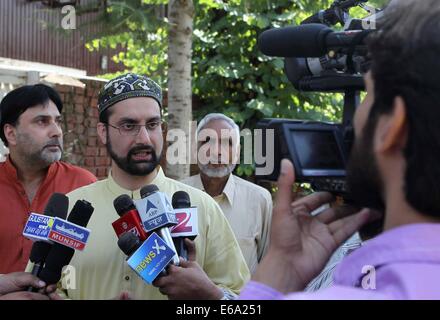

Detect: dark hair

[0,84,63,146]
[99,107,113,124]
[366,0,440,217]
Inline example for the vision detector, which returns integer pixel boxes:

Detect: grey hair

[196,113,240,150]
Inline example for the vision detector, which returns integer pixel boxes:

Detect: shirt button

[124,276,130,281]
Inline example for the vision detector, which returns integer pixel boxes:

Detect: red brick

[84,157,95,167]
[96,167,108,178]
[87,137,97,147]
[87,107,96,117]
[91,98,98,107]
[75,104,84,113]
[85,147,98,156]
[66,117,75,125]
[99,147,107,156]
[74,95,85,104]
[95,157,109,166]
[63,134,74,144]
[87,128,97,137]
[86,167,98,177]
[87,118,98,128]
[57,86,70,93]
[75,114,84,124]
[75,87,84,94]
[75,124,85,134]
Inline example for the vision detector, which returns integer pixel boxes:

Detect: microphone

[170,191,198,260]
[38,200,94,285]
[117,231,166,277]
[135,185,180,266]
[118,232,142,258]
[258,23,367,58]
[117,231,177,284]
[112,195,149,241]
[25,193,69,291]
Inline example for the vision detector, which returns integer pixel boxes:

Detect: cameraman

[240,0,440,300]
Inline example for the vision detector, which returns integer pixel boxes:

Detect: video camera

[255,0,383,194]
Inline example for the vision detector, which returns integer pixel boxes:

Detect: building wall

[56,80,169,180]
[0,0,121,75]
[56,80,110,179]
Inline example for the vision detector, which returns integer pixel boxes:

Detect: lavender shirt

[240,223,440,300]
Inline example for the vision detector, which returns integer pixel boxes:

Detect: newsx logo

[134,237,167,273]
[126,233,175,284]
[23,213,90,251]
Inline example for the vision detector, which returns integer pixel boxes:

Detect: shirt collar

[4,156,19,180]
[4,155,57,182]
[195,173,235,206]
[222,174,236,206]
[106,166,166,200]
[333,223,440,287]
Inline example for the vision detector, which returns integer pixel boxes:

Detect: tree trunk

[166,0,194,180]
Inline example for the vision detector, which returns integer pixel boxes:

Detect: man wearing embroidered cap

[60,73,250,300]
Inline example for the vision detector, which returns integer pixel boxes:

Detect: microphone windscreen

[172,191,191,209]
[113,194,136,217]
[37,245,74,284]
[43,193,69,218]
[140,184,159,198]
[258,23,332,57]
[118,232,141,257]
[67,200,94,226]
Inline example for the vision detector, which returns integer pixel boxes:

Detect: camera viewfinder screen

[290,130,345,170]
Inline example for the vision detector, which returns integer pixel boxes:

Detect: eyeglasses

[107,120,164,136]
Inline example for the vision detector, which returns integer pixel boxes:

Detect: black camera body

[256,0,382,195]
[256,118,351,194]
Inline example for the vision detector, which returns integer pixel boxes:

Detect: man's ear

[375,96,408,154]
[97,123,108,145]
[3,124,17,147]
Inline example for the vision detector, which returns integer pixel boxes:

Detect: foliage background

[84,0,387,176]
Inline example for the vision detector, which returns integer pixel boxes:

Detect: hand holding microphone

[151,239,223,300]
[0,272,50,300]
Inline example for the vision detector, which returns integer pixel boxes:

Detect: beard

[16,132,62,166]
[106,136,161,176]
[198,163,236,178]
[345,116,386,240]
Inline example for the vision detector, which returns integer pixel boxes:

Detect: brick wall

[57,80,110,180]
[57,80,169,180]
